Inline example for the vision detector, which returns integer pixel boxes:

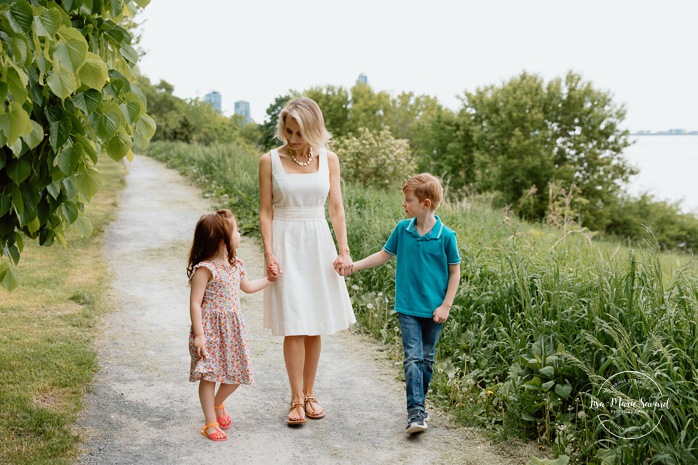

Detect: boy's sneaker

[405,414,428,435]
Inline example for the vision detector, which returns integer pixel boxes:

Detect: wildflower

[486,390,494,395]
[351,284,360,291]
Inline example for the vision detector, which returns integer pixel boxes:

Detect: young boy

[347,173,461,435]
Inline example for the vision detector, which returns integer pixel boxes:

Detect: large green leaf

[6,65,29,104]
[10,183,24,215]
[61,201,79,224]
[0,262,21,291]
[10,36,30,65]
[49,116,72,151]
[71,89,103,115]
[21,120,45,151]
[133,114,156,151]
[72,214,93,237]
[119,43,138,64]
[5,1,34,33]
[47,66,79,100]
[7,158,32,184]
[0,101,32,145]
[106,133,131,161]
[53,36,88,73]
[77,53,109,90]
[76,165,102,200]
[120,94,144,123]
[74,134,98,164]
[94,103,123,139]
[34,7,64,37]
[57,144,83,175]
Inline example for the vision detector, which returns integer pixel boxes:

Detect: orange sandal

[287,401,307,425]
[304,395,326,420]
[214,404,232,430]
[201,422,227,442]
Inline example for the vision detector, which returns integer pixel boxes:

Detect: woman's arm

[259,152,280,278]
[189,267,212,358]
[326,150,352,275]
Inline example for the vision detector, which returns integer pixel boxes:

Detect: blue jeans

[397,313,443,418]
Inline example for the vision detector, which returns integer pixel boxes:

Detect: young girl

[188,209,277,442]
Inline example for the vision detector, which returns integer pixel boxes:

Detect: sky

[135,0,698,132]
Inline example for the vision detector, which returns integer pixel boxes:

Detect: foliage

[0,156,125,463]
[412,105,477,193]
[0,0,155,290]
[258,93,292,150]
[261,85,444,147]
[331,126,415,190]
[604,192,698,253]
[305,85,350,138]
[465,71,634,230]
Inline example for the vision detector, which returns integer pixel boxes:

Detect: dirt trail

[76,156,539,465]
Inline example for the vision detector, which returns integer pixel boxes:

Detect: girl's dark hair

[187,209,236,279]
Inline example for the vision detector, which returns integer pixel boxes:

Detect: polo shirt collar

[406,216,444,240]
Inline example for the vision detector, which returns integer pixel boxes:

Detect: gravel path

[75,156,538,465]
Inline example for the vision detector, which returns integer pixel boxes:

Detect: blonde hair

[403,173,443,210]
[276,97,332,150]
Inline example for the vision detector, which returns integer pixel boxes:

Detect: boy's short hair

[403,173,443,210]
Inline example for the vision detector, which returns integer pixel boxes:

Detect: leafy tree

[385,91,441,141]
[331,126,415,190]
[258,93,292,150]
[466,71,634,229]
[346,82,390,135]
[412,106,477,193]
[304,85,350,138]
[1,0,155,290]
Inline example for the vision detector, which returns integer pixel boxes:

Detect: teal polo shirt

[383,216,461,318]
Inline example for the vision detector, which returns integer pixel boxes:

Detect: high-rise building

[356,73,369,86]
[204,91,222,113]
[235,100,251,124]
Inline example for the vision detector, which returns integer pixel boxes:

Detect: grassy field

[146,140,697,464]
[0,159,126,465]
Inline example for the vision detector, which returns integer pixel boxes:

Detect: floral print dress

[189,258,253,385]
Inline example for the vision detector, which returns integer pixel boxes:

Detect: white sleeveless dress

[263,148,356,336]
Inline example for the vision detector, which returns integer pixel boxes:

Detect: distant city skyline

[234,100,251,124]
[137,1,698,130]
[203,91,221,113]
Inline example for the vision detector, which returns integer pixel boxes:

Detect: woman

[259,97,355,425]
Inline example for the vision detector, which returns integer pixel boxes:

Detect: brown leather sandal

[287,401,307,425]
[304,395,326,419]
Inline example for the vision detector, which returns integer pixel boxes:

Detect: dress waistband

[273,206,325,221]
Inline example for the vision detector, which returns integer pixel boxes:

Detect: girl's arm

[259,152,281,279]
[433,263,461,324]
[240,276,274,294]
[189,267,212,358]
[349,250,393,274]
[327,151,352,275]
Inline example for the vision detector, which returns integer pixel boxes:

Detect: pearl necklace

[287,147,314,167]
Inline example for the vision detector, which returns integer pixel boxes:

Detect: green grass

[145,141,698,464]
[0,159,126,465]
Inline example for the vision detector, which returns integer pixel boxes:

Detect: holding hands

[333,253,353,277]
